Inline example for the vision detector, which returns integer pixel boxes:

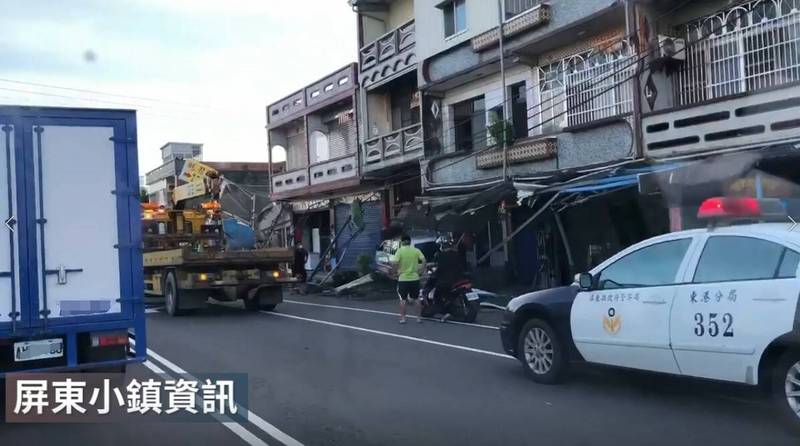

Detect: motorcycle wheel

[450,297,468,321]
[464,300,480,323]
[421,303,438,318]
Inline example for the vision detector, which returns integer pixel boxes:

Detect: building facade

[262,0,800,285]
[145,142,204,205]
[401,0,800,287]
[266,63,385,276]
[352,0,425,222]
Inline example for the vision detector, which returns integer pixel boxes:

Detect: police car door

[571,237,697,374]
[670,234,800,384]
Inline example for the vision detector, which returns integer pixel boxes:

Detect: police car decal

[500,198,800,426]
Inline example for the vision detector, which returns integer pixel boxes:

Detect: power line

[0,85,215,122]
[0,77,228,113]
[377,0,753,196]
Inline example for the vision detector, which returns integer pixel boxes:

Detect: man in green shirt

[391,235,427,324]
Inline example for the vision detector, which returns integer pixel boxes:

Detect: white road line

[137,347,270,446]
[262,310,514,360]
[283,299,500,330]
[133,339,304,446]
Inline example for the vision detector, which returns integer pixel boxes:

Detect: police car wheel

[774,350,800,430]
[518,319,566,384]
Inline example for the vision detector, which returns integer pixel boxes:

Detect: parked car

[500,197,800,429]
[374,234,439,280]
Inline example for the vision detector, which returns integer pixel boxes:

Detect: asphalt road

[2,293,799,445]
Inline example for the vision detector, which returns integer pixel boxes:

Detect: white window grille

[505,0,540,20]
[676,0,800,106]
[536,44,635,132]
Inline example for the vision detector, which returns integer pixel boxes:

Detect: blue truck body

[0,106,146,375]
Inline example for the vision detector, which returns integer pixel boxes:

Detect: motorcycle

[420,276,481,323]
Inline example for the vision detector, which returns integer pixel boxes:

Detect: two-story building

[266,63,384,276]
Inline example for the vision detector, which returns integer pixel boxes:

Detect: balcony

[643,84,800,157]
[272,156,359,197]
[267,64,357,129]
[471,4,551,52]
[476,137,558,169]
[272,169,309,195]
[309,155,358,186]
[359,20,416,90]
[363,123,423,170]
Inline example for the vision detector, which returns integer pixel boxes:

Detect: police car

[500,197,800,426]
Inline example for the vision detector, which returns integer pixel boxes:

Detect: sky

[0,0,357,175]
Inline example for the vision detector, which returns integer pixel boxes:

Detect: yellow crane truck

[141,161,296,316]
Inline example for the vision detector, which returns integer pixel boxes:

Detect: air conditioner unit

[658,35,686,61]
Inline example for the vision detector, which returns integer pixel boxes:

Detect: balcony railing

[267,64,357,128]
[309,155,358,186]
[643,83,800,156]
[360,20,416,89]
[364,123,423,166]
[476,137,557,169]
[472,4,550,52]
[272,169,308,195]
[272,155,359,196]
[675,0,800,106]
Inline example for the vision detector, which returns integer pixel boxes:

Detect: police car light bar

[697,197,786,220]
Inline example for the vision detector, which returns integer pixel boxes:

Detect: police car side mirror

[578,273,594,291]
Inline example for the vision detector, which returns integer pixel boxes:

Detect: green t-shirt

[392,245,426,282]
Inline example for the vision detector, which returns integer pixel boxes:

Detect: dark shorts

[396,281,421,301]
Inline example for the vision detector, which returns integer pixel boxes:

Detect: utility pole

[625,0,645,159]
[497,0,509,180]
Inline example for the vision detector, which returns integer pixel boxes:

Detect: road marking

[262,310,514,361]
[137,350,271,446]
[133,339,304,446]
[284,299,500,330]
[145,307,163,314]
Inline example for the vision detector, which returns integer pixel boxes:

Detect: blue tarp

[558,164,684,194]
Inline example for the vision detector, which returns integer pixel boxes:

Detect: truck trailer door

[0,122,24,330]
[26,122,131,324]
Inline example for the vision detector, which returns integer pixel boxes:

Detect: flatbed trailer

[143,244,297,316]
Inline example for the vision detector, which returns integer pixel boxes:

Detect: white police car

[500,197,800,426]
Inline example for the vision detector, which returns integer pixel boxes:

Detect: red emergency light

[697,197,786,220]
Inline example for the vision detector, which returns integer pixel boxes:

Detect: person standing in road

[294,242,309,282]
[392,234,427,324]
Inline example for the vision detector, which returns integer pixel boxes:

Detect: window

[676,1,800,105]
[505,0,539,20]
[537,47,634,130]
[453,96,486,152]
[310,131,330,163]
[598,239,692,290]
[778,250,800,278]
[390,77,420,130]
[510,82,528,139]
[443,0,467,38]
[693,236,800,283]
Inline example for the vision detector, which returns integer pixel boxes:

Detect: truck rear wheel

[244,293,260,311]
[164,272,183,317]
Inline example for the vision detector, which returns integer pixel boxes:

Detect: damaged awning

[396,182,516,232]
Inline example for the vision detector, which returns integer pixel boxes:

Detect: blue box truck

[0,106,146,374]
